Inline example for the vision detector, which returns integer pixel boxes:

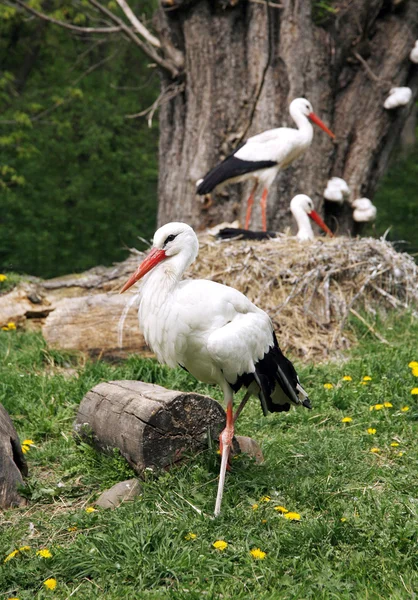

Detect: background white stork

[352,198,377,222]
[196,98,335,231]
[217,194,333,242]
[120,222,311,516]
[323,177,351,204]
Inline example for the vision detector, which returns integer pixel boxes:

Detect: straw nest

[187,234,418,359]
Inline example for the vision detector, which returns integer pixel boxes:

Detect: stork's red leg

[215,392,234,517]
[244,181,258,230]
[260,188,269,232]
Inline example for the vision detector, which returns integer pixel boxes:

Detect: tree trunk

[156,0,418,234]
[74,380,226,472]
[0,403,28,508]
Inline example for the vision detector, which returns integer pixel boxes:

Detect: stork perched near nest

[120,222,311,516]
[196,98,335,231]
[217,195,333,242]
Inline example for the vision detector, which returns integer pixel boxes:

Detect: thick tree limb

[115,0,161,48]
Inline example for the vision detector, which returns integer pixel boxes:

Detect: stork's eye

[164,234,177,246]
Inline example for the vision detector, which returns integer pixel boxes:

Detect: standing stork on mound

[120,222,311,516]
[196,98,335,231]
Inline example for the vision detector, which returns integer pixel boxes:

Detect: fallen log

[0,404,28,508]
[74,380,226,473]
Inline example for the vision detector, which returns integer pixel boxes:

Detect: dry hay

[186,234,418,359]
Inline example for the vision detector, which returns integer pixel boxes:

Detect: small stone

[234,436,264,464]
[95,479,142,509]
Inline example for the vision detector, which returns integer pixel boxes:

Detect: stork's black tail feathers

[217,228,278,241]
[230,333,311,416]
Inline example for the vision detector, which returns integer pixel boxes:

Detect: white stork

[352,198,377,222]
[120,222,311,516]
[196,98,335,231]
[217,194,333,242]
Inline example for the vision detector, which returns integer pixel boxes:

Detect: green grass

[1,315,418,599]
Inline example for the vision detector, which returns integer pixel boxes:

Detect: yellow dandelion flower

[341,417,352,423]
[22,439,34,446]
[370,447,380,453]
[398,451,405,457]
[250,547,266,560]
[0,274,7,282]
[213,540,228,551]
[390,442,399,447]
[216,449,221,455]
[383,402,393,408]
[401,406,410,412]
[18,546,30,552]
[323,383,333,390]
[340,517,347,522]
[44,578,57,590]
[362,376,372,381]
[21,445,30,454]
[6,597,20,600]
[67,526,77,532]
[4,549,19,563]
[284,512,301,521]
[37,549,52,558]
[274,506,289,513]
[411,388,418,395]
[342,376,352,381]
[360,381,369,385]
[260,496,271,502]
[412,367,418,377]
[408,361,418,369]
[184,532,197,540]
[367,428,376,435]
[261,519,267,524]
[7,322,16,330]
[85,506,97,513]
[252,503,259,511]
[373,404,384,411]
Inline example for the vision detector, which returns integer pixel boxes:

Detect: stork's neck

[291,205,314,241]
[290,109,314,146]
[139,250,193,306]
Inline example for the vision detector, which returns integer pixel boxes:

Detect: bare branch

[13,0,123,34]
[87,0,180,78]
[115,0,161,48]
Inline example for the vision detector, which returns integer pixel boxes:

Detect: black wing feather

[230,333,311,414]
[217,228,278,240]
[197,148,277,194]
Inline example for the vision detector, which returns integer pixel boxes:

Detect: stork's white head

[120,222,199,293]
[290,98,335,139]
[290,194,334,241]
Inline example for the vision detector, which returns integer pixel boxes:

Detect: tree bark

[156,0,418,234]
[0,403,28,508]
[74,380,226,472]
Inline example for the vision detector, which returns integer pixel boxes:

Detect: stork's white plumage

[121,222,311,516]
[290,195,333,241]
[410,41,418,64]
[197,98,335,231]
[383,87,412,110]
[323,177,350,204]
[352,198,377,222]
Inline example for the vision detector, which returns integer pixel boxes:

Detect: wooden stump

[0,404,28,508]
[74,381,226,473]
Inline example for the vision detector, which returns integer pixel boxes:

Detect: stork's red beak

[308,210,334,237]
[120,248,166,293]
[308,112,335,139]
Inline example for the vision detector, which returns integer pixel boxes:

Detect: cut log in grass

[0,403,28,508]
[74,381,226,473]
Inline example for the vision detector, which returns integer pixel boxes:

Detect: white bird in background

[352,198,377,222]
[323,177,350,204]
[410,41,418,63]
[196,98,335,232]
[120,222,311,516]
[383,87,412,110]
[217,195,333,243]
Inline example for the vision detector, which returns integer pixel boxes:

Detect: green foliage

[0,2,159,278]
[373,140,418,257]
[1,313,418,598]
